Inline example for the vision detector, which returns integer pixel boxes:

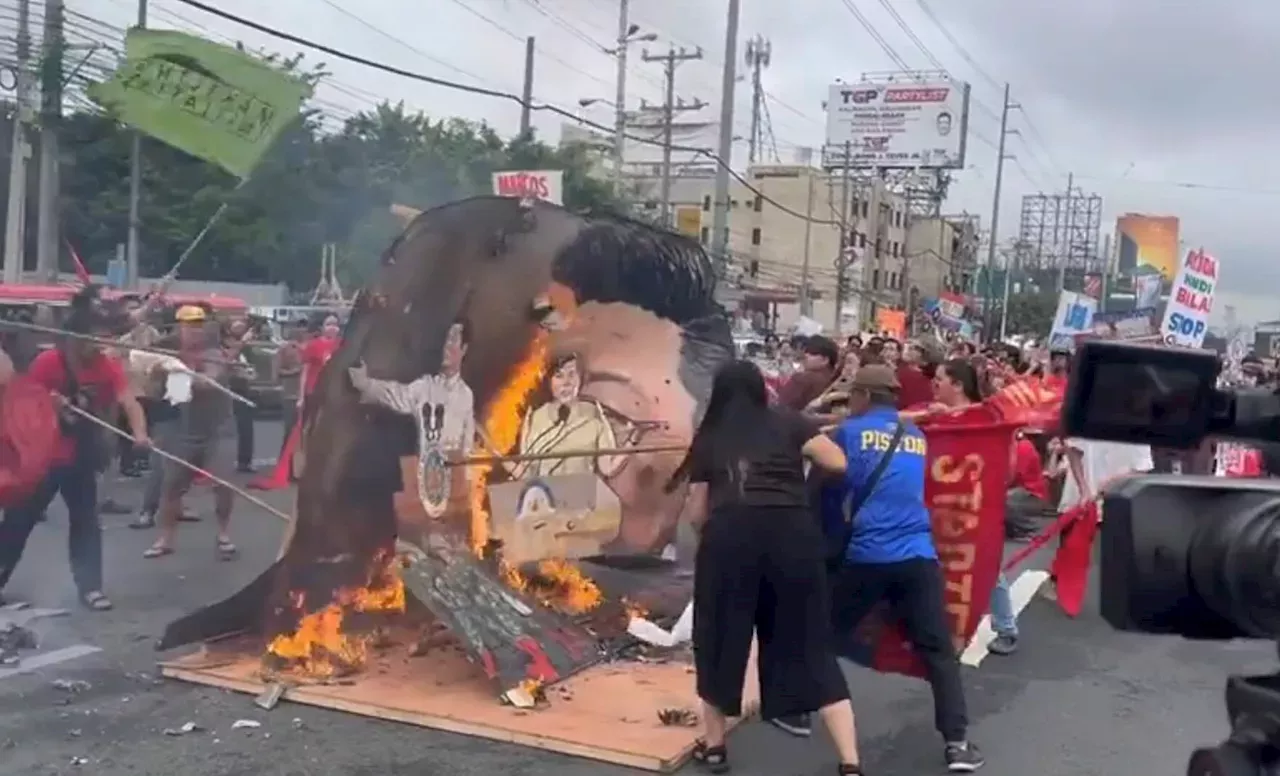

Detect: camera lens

[1188,497,1280,639]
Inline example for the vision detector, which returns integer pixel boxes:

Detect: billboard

[1115,214,1179,280]
[822,79,970,169]
[491,169,563,205]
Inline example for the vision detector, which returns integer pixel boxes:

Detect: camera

[1062,340,1280,775]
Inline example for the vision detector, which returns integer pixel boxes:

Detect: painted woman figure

[509,353,625,481]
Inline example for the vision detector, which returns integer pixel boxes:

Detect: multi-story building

[560,124,963,334]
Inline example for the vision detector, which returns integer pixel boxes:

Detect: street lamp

[608,2,660,188]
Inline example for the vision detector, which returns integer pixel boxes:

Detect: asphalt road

[0,420,1273,776]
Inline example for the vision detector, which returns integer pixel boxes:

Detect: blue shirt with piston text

[820,405,937,564]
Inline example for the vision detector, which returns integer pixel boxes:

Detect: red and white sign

[491,169,563,205]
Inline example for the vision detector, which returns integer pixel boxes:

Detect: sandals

[217,539,238,561]
[692,740,730,774]
[143,544,174,559]
[81,591,113,611]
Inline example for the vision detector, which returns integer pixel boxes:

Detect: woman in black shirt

[668,360,863,775]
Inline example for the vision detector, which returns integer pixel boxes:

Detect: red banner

[849,405,1019,678]
[0,376,59,508]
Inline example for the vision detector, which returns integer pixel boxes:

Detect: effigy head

[291,196,732,607]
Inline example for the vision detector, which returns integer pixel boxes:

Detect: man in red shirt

[775,336,837,410]
[896,340,937,410]
[0,290,149,611]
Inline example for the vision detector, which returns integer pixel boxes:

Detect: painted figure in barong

[159,197,734,650]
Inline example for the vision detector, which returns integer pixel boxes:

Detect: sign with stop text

[1160,248,1218,348]
[491,169,564,205]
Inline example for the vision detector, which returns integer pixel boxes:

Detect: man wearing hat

[142,304,240,560]
[803,364,985,772]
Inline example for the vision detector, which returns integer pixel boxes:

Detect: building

[560,124,964,333]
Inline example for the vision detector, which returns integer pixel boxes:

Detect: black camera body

[1063,340,1280,775]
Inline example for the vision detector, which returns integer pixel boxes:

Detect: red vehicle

[0,283,248,312]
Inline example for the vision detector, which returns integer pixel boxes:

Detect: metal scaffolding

[1016,186,1104,272]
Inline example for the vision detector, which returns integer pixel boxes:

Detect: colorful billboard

[822,79,970,169]
[1115,214,1179,280]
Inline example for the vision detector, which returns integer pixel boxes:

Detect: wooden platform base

[160,637,758,772]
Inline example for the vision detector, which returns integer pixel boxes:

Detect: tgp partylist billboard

[1115,214,1179,280]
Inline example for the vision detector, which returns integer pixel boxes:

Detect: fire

[533,558,603,614]
[266,550,406,677]
[469,333,549,554]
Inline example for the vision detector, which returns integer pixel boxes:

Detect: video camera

[1062,340,1280,776]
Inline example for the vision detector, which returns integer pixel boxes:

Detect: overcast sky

[81,0,1280,324]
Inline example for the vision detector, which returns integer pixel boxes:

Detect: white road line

[0,645,102,681]
[961,569,1050,667]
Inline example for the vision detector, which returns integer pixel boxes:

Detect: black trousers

[234,396,255,468]
[830,558,968,741]
[0,462,102,596]
[694,504,850,720]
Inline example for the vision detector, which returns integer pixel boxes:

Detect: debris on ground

[162,722,202,736]
[254,682,286,710]
[230,719,262,730]
[51,678,92,694]
[657,707,698,727]
[0,621,37,665]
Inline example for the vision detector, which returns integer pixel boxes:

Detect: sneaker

[988,633,1018,656]
[767,714,811,737]
[129,512,156,530]
[945,741,985,772]
[1040,581,1058,602]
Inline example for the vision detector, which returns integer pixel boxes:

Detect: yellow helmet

[174,305,207,323]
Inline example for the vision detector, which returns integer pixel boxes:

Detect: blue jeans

[990,572,1018,637]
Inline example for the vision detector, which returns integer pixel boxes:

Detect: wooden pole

[451,443,687,468]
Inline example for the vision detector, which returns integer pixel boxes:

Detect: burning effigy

[159,197,733,702]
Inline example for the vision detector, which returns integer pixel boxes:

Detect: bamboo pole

[0,318,256,408]
[63,403,290,522]
[450,443,687,468]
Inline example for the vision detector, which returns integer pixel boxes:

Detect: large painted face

[548,356,581,405]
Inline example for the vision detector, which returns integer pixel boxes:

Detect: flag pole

[163,176,250,279]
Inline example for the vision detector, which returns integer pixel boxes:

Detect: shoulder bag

[824,421,906,568]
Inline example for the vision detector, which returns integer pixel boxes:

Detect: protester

[777,336,838,411]
[0,288,149,611]
[1005,431,1051,543]
[896,340,935,410]
[816,364,986,772]
[805,348,860,424]
[275,323,305,458]
[666,360,862,776]
[880,337,901,367]
[143,305,239,560]
[224,317,256,473]
[300,313,342,406]
[116,303,162,477]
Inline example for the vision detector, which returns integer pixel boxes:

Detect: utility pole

[988,83,1021,340]
[799,170,815,316]
[35,0,64,282]
[744,35,771,166]
[708,0,741,272]
[2,0,33,284]
[518,36,534,137]
[642,46,704,226]
[125,0,147,287]
[611,0,630,188]
[833,140,852,334]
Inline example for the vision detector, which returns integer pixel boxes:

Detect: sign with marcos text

[491,169,563,205]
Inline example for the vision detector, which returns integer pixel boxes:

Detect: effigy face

[160,197,733,688]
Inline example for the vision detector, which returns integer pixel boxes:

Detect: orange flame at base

[266,550,407,678]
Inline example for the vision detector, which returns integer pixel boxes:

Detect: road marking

[0,645,102,681]
[961,569,1049,667]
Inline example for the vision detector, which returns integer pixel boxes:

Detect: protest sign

[1160,249,1218,348]
[491,170,564,205]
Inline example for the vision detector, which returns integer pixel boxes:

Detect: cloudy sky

[80,0,1280,324]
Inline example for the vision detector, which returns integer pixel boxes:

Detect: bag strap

[844,421,906,522]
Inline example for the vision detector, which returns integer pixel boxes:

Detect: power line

[167,0,848,228]
[836,0,908,70]
[874,0,946,72]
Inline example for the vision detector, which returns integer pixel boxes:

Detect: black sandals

[692,739,730,774]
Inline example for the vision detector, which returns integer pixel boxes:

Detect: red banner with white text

[843,405,1019,679]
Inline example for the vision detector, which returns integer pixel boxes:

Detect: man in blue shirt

[774,365,985,773]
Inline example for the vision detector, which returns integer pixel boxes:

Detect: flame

[266,550,406,677]
[469,333,549,554]
[533,558,603,614]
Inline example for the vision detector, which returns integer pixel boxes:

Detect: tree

[60,57,625,292]
[994,292,1059,339]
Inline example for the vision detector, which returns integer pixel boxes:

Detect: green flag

[87,28,312,179]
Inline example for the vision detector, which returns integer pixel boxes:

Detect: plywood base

[160,637,758,772]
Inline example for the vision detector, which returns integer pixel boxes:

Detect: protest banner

[1047,290,1096,350]
[491,170,564,205]
[1160,249,1218,348]
[1085,307,1158,341]
[87,29,311,179]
